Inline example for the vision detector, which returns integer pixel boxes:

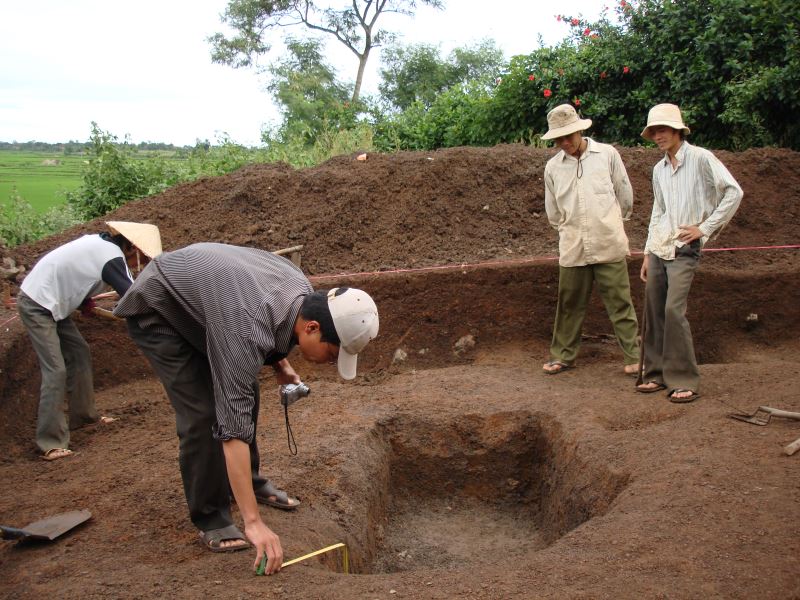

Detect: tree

[266,38,356,144]
[209,0,445,103]
[379,39,503,111]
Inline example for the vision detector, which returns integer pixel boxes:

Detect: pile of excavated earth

[1,144,799,599]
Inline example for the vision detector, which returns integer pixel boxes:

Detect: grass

[0,150,84,212]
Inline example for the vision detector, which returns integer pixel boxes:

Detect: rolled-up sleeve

[698,153,743,238]
[610,150,633,221]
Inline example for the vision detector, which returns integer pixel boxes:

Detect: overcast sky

[1,0,605,147]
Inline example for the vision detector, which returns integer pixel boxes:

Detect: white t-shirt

[21,234,131,320]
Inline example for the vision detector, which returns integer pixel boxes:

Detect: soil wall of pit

[2,144,799,458]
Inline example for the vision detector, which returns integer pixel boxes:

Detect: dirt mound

[2,144,799,599]
[9,145,800,275]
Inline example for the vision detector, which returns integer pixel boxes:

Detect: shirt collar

[558,136,596,162]
[662,140,689,167]
[274,295,304,353]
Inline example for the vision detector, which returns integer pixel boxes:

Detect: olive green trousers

[549,260,640,365]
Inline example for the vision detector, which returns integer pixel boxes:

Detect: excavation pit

[349,411,630,574]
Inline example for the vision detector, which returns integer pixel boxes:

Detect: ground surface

[1,144,799,599]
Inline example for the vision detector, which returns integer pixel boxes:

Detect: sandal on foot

[41,448,73,461]
[543,360,573,375]
[669,389,701,403]
[254,480,300,511]
[199,524,249,553]
[623,364,640,376]
[636,381,667,394]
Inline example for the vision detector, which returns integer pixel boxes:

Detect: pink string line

[309,244,800,281]
[1,244,797,330]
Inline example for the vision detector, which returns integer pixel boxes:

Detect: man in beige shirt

[542,104,639,375]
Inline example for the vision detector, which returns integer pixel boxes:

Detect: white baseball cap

[327,287,379,380]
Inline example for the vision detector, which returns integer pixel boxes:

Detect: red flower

[583,27,591,35]
[557,14,562,21]
[571,18,579,25]
[529,74,535,81]
[600,71,608,79]
[620,0,627,6]
[543,89,552,98]
[574,98,581,106]
[623,66,630,74]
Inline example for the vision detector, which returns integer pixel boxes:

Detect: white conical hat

[105,221,162,258]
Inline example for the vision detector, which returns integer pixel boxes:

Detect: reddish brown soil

[1,145,799,599]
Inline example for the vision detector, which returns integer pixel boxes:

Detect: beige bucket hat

[641,103,691,140]
[105,221,163,258]
[541,104,592,140]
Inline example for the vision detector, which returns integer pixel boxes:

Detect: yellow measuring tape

[257,542,349,575]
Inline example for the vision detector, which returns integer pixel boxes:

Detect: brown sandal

[635,381,666,394]
[543,360,573,375]
[42,448,74,461]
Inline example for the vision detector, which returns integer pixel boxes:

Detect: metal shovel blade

[0,509,92,542]
[729,406,800,427]
[729,407,773,426]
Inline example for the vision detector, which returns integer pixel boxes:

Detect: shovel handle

[784,437,800,457]
[759,407,800,420]
[0,526,26,540]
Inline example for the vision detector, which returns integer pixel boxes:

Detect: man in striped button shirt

[637,104,742,403]
[114,243,379,574]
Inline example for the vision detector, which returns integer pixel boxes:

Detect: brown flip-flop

[669,389,701,403]
[543,360,574,375]
[636,381,667,394]
[41,448,74,461]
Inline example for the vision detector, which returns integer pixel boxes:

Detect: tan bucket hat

[541,104,592,140]
[641,103,691,140]
[105,221,163,258]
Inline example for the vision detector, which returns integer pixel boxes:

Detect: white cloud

[0,0,604,146]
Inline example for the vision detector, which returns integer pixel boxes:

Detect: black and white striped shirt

[115,243,313,442]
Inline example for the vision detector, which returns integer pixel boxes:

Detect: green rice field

[0,150,84,212]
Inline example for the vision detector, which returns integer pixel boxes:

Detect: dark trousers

[643,243,701,392]
[127,318,267,531]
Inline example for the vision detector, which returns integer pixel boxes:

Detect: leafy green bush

[0,192,81,247]
[374,0,800,150]
[65,123,186,219]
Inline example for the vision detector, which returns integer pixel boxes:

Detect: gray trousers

[17,291,98,453]
[126,318,267,532]
[643,244,701,392]
[550,260,640,365]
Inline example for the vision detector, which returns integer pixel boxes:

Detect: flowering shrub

[373,0,800,150]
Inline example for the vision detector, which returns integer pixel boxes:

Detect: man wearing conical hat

[541,103,640,377]
[636,104,742,402]
[16,221,162,461]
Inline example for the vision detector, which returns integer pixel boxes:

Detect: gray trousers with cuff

[642,243,701,393]
[126,318,267,532]
[17,291,98,453]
